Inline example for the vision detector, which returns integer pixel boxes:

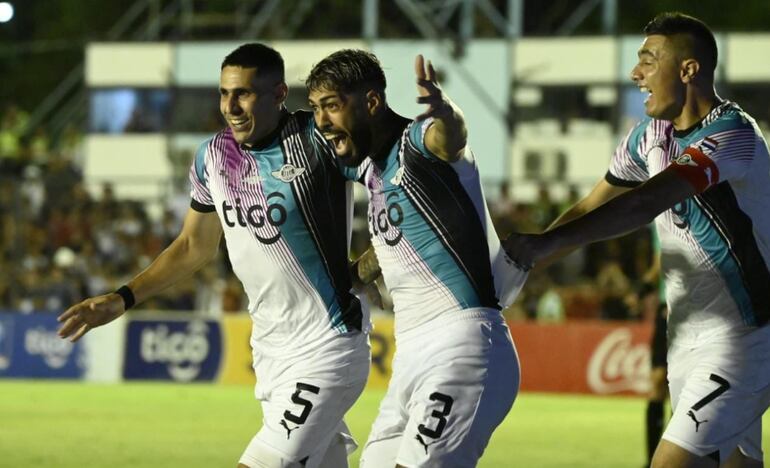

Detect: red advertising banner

[509,321,653,396]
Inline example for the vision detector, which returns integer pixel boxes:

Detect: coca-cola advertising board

[509,321,653,395]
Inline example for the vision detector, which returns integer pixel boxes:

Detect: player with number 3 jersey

[307,49,526,468]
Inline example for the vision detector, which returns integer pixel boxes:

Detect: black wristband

[115,285,136,310]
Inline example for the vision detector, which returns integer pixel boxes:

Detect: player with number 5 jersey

[307,49,527,468]
[59,43,370,468]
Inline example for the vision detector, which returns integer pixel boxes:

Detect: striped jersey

[189,110,362,357]
[343,118,526,336]
[607,100,770,345]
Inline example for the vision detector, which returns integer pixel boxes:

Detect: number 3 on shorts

[418,392,454,439]
[284,382,321,425]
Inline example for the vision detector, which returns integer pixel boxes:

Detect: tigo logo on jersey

[272,164,306,183]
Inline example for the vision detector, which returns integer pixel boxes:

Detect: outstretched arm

[414,55,467,163]
[58,207,223,341]
[505,168,695,269]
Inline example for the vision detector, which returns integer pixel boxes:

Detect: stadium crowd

[0,102,656,321]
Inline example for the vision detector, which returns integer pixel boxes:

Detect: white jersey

[607,101,770,345]
[343,118,526,336]
[189,110,363,358]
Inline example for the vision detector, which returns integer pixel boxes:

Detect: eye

[326,103,339,111]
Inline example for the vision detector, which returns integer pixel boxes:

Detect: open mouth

[229,119,249,131]
[639,86,652,103]
[324,133,349,153]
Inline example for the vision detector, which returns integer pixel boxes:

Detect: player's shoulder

[703,100,756,133]
[622,117,669,154]
[285,109,315,132]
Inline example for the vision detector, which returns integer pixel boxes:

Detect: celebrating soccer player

[307,50,527,467]
[504,12,770,468]
[57,43,370,468]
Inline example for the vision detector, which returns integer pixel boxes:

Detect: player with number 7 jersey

[307,50,527,467]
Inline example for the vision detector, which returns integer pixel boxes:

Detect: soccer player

[504,13,770,468]
[307,50,526,467]
[57,43,370,468]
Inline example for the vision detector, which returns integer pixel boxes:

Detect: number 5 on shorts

[284,382,320,425]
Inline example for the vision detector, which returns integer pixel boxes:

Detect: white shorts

[360,310,520,468]
[240,331,370,468]
[663,324,770,463]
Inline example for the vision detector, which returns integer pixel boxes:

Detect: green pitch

[0,381,764,467]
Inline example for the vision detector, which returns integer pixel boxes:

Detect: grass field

[0,381,766,467]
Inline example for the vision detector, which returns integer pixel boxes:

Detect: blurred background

[2,1,770,466]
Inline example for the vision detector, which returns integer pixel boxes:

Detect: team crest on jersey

[695,137,719,155]
[390,166,405,185]
[673,154,699,167]
[271,164,306,183]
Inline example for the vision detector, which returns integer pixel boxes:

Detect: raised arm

[58,207,223,341]
[415,55,467,162]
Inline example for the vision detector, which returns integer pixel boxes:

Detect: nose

[314,108,331,129]
[630,64,642,83]
[223,95,241,116]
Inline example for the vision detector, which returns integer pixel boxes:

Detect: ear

[274,82,289,105]
[364,89,383,116]
[681,59,700,84]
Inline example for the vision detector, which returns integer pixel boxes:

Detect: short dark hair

[305,49,386,96]
[644,12,718,74]
[221,43,284,82]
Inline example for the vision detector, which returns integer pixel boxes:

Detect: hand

[414,54,452,121]
[57,293,127,342]
[502,233,550,272]
[350,248,381,289]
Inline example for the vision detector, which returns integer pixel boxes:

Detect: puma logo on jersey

[280,419,300,439]
[390,166,405,185]
[687,410,708,432]
[272,164,306,183]
[415,434,439,454]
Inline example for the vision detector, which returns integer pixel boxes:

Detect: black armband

[115,285,136,310]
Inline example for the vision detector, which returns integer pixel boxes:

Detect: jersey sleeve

[606,120,651,187]
[406,117,440,160]
[670,119,756,193]
[189,139,215,212]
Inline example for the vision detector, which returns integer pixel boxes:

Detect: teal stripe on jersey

[387,161,482,308]
[627,118,651,172]
[686,199,756,325]
[195,136,213,184]
[248,144,346,330]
